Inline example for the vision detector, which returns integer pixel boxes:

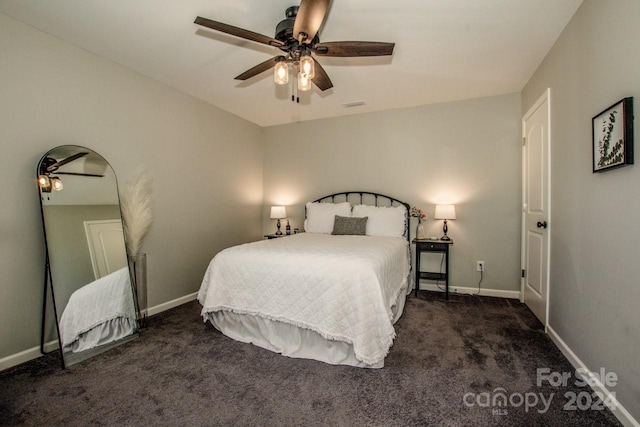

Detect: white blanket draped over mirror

[198,233,410,368]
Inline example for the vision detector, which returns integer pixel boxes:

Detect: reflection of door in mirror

[37,145,139,368]
[84,219,128,279]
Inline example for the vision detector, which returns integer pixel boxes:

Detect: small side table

[413,239,453,299]
[264,234,286,239]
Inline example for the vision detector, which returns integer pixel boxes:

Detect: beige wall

[0,14,264,359]
[262,93,522,296]
[522,0,640,420]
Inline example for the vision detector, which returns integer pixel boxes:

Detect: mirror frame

[37,145,139,368]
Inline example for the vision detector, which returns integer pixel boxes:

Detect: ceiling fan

[38,152,104,192]
[194,0,395,95]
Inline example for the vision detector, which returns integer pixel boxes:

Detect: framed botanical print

[592,97,634,172]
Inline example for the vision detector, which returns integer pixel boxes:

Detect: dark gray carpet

[0,293,620,426]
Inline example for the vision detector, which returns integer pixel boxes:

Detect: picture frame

[592,97,634,173]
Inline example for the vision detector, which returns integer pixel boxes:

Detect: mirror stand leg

[49,269,65,369]
[41,254,66,368]
[40,256,49,355]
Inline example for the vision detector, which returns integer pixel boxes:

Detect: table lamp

[270,206,287,235]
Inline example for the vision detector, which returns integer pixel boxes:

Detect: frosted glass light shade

[51,177,63,191]
[299,55,315,79]
[298,73,311,91]
[274,60,288,85]
[434,204,456,220]
[38,174,50,188]
[270,206,287,219]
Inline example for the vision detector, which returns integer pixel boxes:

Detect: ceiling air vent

[342,101,365,108]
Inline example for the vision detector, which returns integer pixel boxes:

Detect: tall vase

[128,253,147,328]
[416,220,426,240]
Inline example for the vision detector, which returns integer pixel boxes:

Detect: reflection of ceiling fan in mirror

[38,152,104,192]
[194,0,395,98]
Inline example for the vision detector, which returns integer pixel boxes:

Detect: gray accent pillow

[331,215,368,236]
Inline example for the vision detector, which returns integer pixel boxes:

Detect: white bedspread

[59,267,137,350]
[198,233,410,366]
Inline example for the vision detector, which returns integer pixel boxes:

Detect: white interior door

[84,219,127,279]
[522,89,550,327]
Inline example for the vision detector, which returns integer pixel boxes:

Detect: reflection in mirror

[37,145,138,367]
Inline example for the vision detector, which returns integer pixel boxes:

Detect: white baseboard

[417,283,521,299]
[1,345,42,372]
[0,292,199,372]
[547,326,639,427]
[0,339,58,372]
[42,339,59,353]
[146,292,197,317]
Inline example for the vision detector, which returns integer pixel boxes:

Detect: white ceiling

[0,0,582,127]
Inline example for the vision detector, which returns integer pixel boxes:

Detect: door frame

[521,88,551,331]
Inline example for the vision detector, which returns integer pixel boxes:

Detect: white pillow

[304,202,352,234]
[352,204,406,238]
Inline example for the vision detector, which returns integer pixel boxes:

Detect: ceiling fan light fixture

[299,54,314,79]
[194,2,394,96]
[298,72,311,91]
[274,57,289,85]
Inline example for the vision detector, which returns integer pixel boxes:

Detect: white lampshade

[270,206,287,219]
[434,204,456,220]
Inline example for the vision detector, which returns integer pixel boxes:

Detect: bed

[59,267,137,353]
[198,192,412,368]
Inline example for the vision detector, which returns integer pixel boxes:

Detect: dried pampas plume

[120,172,153,256]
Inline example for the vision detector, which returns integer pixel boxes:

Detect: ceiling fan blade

[312,59,333,91]
[293,0,330,44]
[47,152,89,171]
[235,57,281,81]
[54,171,105,177]
[194,16,284,48]
[314,41,395,57]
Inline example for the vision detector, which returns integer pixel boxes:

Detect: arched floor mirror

[37,145,139,368]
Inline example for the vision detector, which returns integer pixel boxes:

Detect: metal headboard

[307,191,411,244]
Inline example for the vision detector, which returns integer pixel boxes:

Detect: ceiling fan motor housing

[276,7,298,43]
[41,157,58,174]
[275,17,295,42]
[285,6,299,18]
[275,6,319,48]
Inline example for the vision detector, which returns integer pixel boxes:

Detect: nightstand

[413,239,453,299]
[264,234,286,239]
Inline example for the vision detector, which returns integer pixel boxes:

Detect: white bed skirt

[206,281,410,369]
[63,317,136,353]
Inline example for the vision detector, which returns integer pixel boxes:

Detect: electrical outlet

[477,261,485,272]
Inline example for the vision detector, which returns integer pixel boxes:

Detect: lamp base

[440,219,450,241]
[275,218,283,235]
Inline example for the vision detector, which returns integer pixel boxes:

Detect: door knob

[537,221,547,229]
